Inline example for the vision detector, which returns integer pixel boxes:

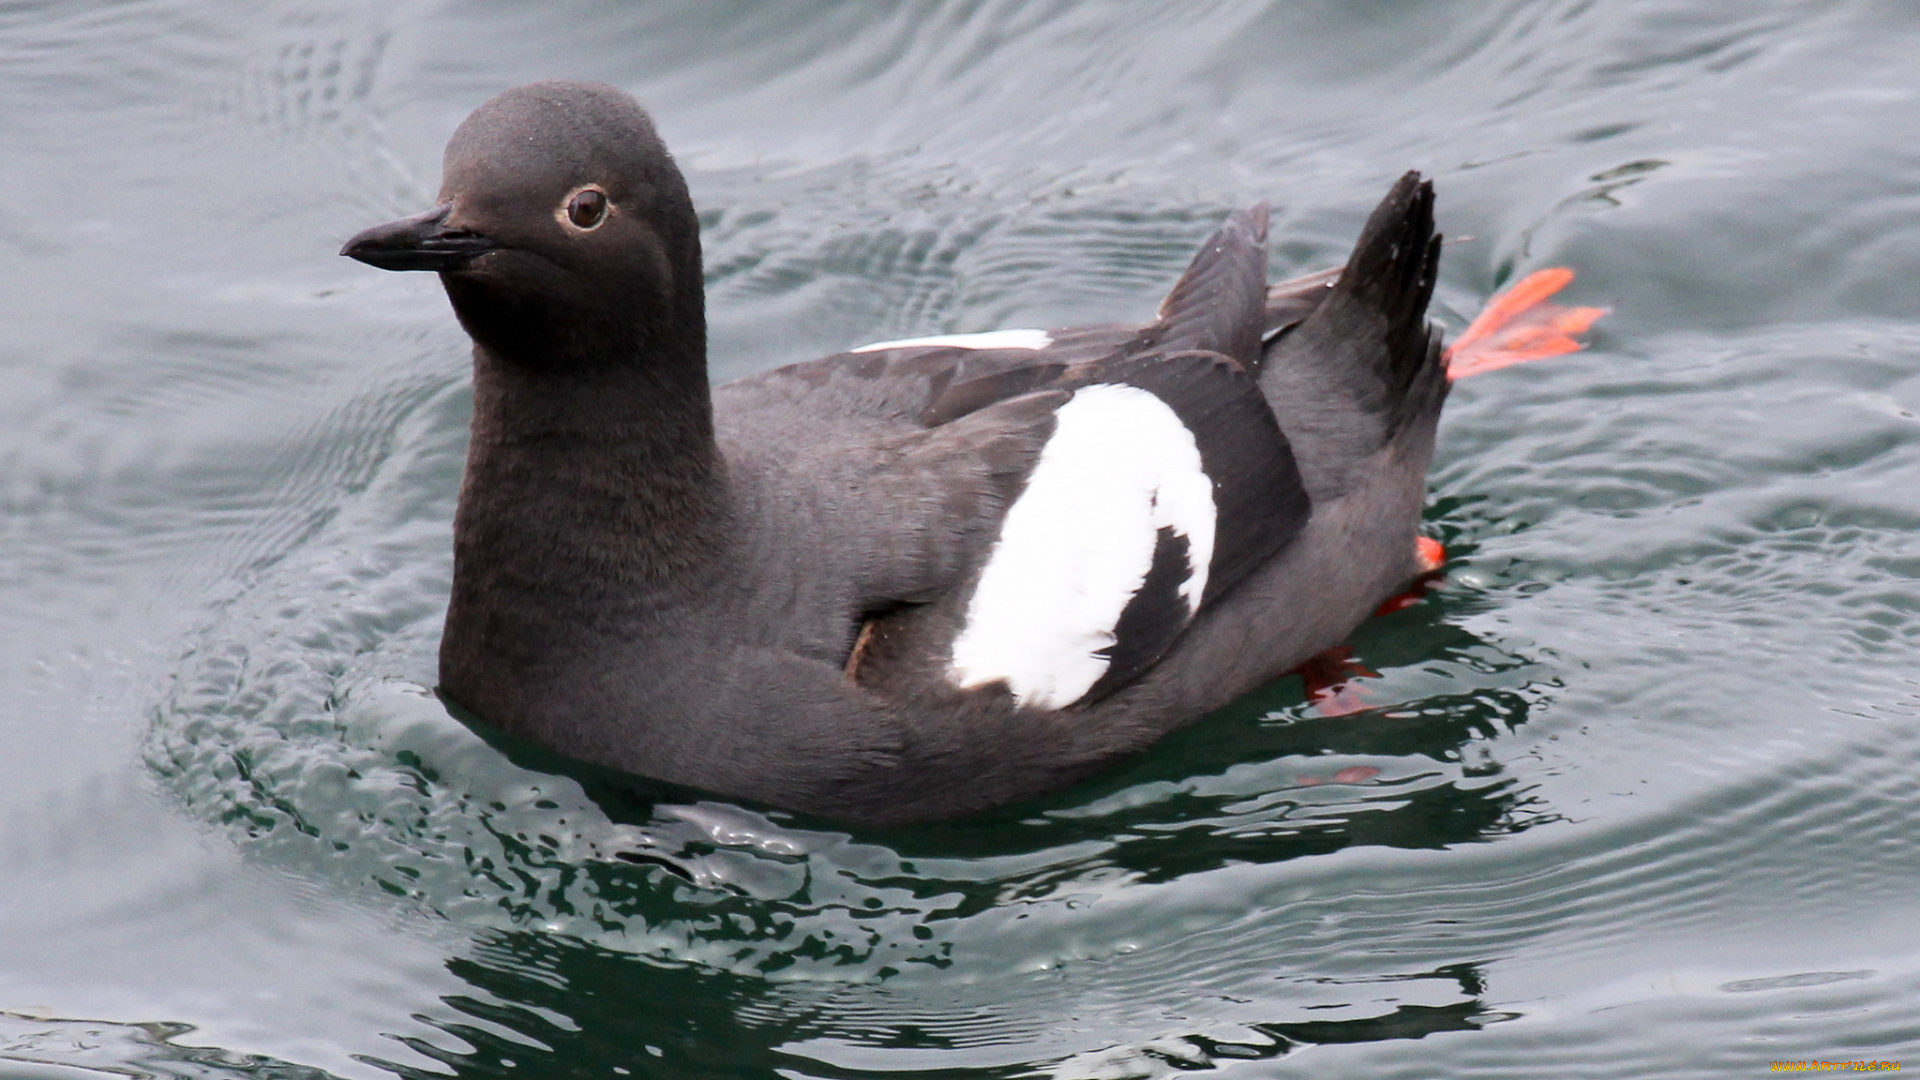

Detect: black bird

[342,81,1454,826]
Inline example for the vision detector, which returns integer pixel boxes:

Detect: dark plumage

[341,81,1449,826]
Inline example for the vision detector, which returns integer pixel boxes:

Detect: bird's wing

[1152,204,1272,368]
[848,347,1309,711]
[715,200,1317,707]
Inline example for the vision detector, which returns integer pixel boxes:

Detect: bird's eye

[565,188,608,230]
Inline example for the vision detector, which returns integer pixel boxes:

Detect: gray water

[3,2,1919,1077]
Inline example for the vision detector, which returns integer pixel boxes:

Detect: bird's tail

[1257,173,1445,501]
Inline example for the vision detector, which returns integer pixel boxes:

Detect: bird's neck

[446,346,730,638]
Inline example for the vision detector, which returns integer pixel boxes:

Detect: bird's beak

[340,203,499,271]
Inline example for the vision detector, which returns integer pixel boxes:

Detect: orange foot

[1296,539,1444,714]
[1446,267,1606,379]
[1375,536,1447,616]
[1294,645,1380,717]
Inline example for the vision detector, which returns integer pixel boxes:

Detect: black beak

[340,203,499,271]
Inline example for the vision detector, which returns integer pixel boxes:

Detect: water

[3,1,1918,1076]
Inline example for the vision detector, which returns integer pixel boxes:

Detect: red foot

[1294,542,1445,716]
[1446,267,1606,379]
[1294,645,1379,717]
[1414,535,1445,573]
[1374,537,1447,616]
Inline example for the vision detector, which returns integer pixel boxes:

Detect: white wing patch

[850,328,1053,353]
[948,384,1216,710]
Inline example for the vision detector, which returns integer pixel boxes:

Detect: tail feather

[1340,172,1445,433]
[1257,172,1447,503]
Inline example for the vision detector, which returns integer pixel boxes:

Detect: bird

[341,81,1598,827]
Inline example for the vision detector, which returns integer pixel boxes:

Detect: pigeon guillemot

[341,81,1562,826]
